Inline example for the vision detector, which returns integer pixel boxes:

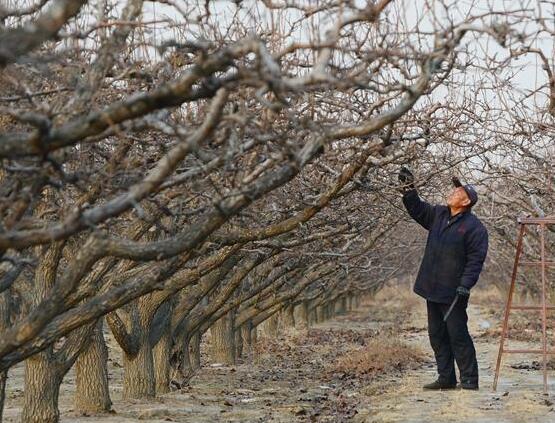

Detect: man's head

[447,177,478,210]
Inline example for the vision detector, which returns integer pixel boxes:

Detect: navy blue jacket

[402,189,489,304]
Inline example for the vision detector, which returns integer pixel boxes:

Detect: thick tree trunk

[281,304,295,327]
[308,300,317,325]
[0,370,6,423]
[0,290,10,422]
[153,325,171,395]
[336,296,347,315]
[326,302,334,319]
[234,328,243,359]
[122,332,155,399]
[21,353,62,423]
[180,334,192,375]
[190,332,201,370]
[263,313,279,337]
[250,325,259,359]
[240,322,253,356]
[251,325,258,345]
[75,320,111,414]
[210,311,236,365]
[294,301,309,328]
[347,294,354,312]
[316,305,326,323]
[178,330,201,381]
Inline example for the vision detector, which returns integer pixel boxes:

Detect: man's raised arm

[399,167,436,231]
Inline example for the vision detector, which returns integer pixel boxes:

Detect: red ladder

[493,217,555,393]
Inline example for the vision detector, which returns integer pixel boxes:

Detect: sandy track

[359,294,555,423]
[3,287,555,422]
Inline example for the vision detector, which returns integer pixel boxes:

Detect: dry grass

[478,314,555,342]
[471,285,505,308]
[331,335,426,380]
[362,284,420,325]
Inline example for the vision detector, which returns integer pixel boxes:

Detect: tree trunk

[240,322,253,356]
[75,320,111,414]
[294,301,309,328]
[21,352,62,423]
[122,332,155,399]
[336,296,347,315]
[235,328,243,359]
[210,311,236,365]
[281,304,295,327]
[153,324,171,395]
[180,334,192,375]
[250,325,259,359]
[251,325,258,345]
[316,305,326,323]
[0,290,10,421]
[326,302,334,319]
[0,370,6,423]
[308,300,317,325]
[347,294,354,312]
[190,332,201,370]
[263,313,279,337]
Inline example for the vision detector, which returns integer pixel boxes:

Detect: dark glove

[398,166,415,191]
[456,286,470,297]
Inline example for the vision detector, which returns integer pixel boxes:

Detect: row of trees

[0,0,554,421]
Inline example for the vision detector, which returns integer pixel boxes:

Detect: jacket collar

[444,208,470,230]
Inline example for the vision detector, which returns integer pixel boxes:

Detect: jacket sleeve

[460,224,489,289]
[402,189,436,231]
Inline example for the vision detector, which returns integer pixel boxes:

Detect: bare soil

[4,286,555,422]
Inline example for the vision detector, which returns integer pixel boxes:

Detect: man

[398,167,488,390]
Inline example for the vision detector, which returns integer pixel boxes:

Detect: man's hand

[456,286,470,297]
[398,166,415,192]
[452,176,463,188]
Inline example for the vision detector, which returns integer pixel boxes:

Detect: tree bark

[122,331,155,399]
[21,352,62,423]
[308,300,317,325]
[180,334,192,375]
[263,313,279,337]
[316,304,326,323]
[240,321,253,356]
[0,290,10,422]
[22,243,65,423]
[153,323,171,395]
[190,331,201,370]
[75,320,111,414]
[0,370,6,423]
[251,324,258,345]
[347,294,354,312]
[295,301,309,328]
[234,328,243,359]
[282,304,295,327]
[209,311,236,365]
[338,295,347,314]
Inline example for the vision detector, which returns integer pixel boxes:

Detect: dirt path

[3,287,555,422]
[358,290,555,423]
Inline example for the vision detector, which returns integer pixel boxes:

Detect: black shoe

[459,381,479,390]
[422,380,457,390]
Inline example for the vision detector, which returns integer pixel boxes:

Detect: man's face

[447,187,471,209]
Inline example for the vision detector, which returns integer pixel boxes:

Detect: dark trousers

[427,299,478,385]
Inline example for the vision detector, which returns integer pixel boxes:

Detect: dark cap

[452,177,478,207]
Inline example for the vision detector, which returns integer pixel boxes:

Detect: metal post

[493,224,526,391]
[494,217,555,393]
[540,223,548,393]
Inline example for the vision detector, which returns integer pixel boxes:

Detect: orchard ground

[3,285,555,422]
